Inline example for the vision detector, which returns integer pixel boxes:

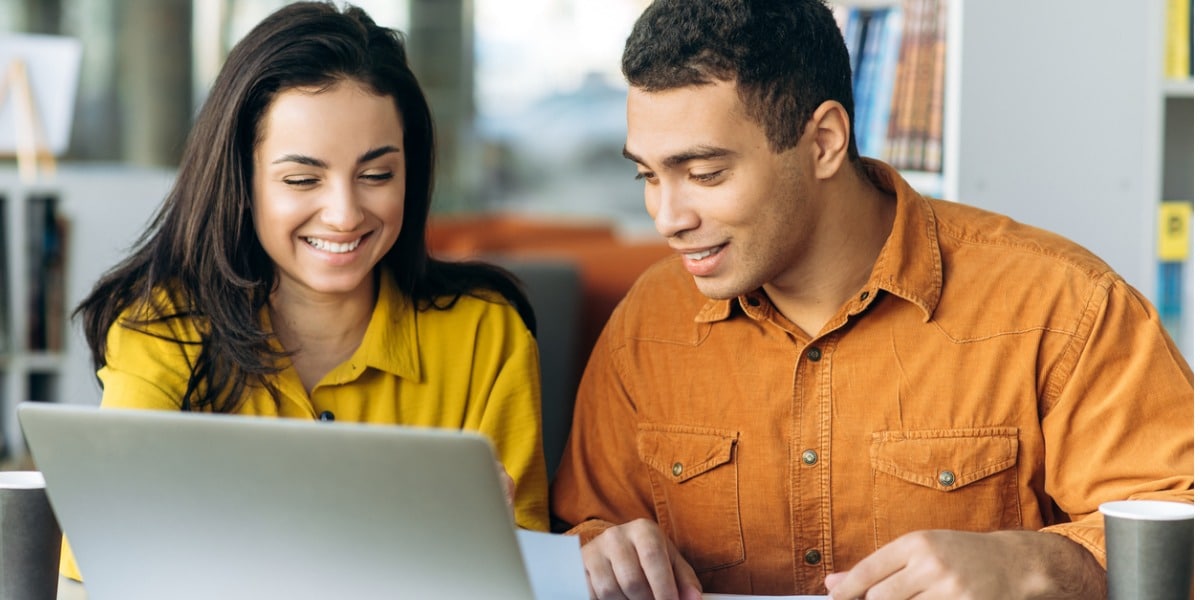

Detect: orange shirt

[550,160,1194,595]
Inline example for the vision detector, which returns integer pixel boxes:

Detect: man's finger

[669,544,703,600]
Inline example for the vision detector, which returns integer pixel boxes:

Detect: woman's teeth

[305,237,361,254]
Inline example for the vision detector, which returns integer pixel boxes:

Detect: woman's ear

[809,99,851,180]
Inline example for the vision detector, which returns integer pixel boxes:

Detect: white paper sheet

[514,531,829,600]
[516,529,590,600]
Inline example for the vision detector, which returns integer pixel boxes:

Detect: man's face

[624,80,819,300]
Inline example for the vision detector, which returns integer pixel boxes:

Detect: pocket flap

[870,427,1018,491]
[636,423,738,483]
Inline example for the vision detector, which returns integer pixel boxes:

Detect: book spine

[1165,0,1192,79]
[922,0,947,174]
[885,0,918,166]
[862,8,904,160]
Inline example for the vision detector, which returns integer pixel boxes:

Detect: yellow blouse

[63,269,547,580]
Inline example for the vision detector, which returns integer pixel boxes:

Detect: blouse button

[806,348,822,362]
[804,549,822,565]
[801,449,819,465]
[318,410,336,422]
[671,462,684,477]
[938,470,956,487]
[859,291,870,301]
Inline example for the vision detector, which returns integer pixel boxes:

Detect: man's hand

[581,518,703,600]
[824,529,1106,599]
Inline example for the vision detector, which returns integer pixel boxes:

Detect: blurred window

[473,0,653,234]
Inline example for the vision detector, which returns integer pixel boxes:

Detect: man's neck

[764,165,896,338]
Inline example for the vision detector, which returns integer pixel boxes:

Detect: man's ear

[809,100,851,180]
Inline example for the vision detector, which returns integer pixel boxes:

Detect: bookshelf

[0,165,172,457]
[833,0,1194,362]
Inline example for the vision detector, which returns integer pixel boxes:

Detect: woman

[66,0,548,579]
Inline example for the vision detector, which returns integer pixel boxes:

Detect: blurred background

[0,0,655,233]
[0,0,1192,462]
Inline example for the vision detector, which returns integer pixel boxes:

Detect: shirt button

[806,347,822,362]
[938,470,956,486]
[804,549,821,565]
[671,462,684,477]
[318,411,336,422]
[859,291,869,301]
[801,449,818,465]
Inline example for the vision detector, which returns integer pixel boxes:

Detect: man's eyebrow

[270,145,401,168]
[621,145,734,168]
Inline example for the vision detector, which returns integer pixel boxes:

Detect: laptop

[18,402,542,600]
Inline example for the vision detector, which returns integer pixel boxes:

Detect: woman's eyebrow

[270,145,401,168]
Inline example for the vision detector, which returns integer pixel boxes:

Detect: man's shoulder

[928,198,1116,282]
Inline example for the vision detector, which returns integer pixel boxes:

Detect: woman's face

[251,79,406,302]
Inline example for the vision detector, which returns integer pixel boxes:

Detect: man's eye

[692,170,724,183]
[634,171,657,182]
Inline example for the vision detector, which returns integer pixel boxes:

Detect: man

[549,0,1195,598]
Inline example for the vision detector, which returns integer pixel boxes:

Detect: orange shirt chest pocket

[868,427,1022,546]
[636,423,745,572]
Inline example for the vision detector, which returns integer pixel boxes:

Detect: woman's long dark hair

[74,1,535,413]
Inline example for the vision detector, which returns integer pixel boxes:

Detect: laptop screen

[19,403,536,600]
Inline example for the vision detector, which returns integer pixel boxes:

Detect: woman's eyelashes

[359,171,394,183]
[281,171,395,188]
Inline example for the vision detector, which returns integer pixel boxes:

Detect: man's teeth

[684,247,720,260]
[306,237,361,253]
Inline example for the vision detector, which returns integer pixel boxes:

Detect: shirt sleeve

[96,316,195,410]
[472,301,551,532]
[550,300,658,543]
[1038,275,1194,568]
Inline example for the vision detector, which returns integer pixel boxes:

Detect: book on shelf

[25,192,67,353]
[920,0,947,173]
[1157,201,1192,346]
[1165,0,1193,79]
[837,0,946,174]
[885,0,921,170]
[836,4,908,162]
[859,7,904,161]
[897,0,944,172]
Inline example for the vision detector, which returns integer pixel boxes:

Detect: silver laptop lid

[19,402,534,600]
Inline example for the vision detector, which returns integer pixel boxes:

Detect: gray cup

[1100,500,1194,600]
[0,472,61,600]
